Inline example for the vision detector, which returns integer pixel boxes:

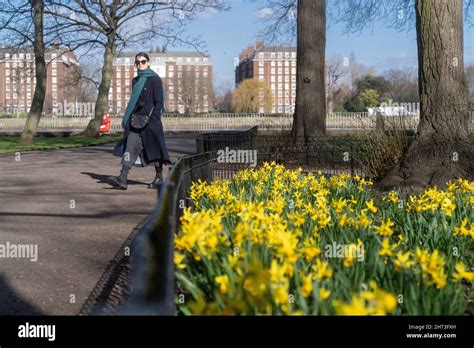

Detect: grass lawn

[0,134,123,153]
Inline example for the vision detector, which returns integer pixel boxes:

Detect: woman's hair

[135,52,150,62]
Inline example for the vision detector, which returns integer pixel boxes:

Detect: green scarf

[121,67,165,128]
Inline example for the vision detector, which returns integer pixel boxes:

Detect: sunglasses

[135,59,148,65]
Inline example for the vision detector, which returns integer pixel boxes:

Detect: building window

[116,86,121,92]
[6,69,9,75]
[117,79,121,85]
[259,75,264,81]
[285,68,289,74]
[271,68,275,74]
[52,92,57,99]
[259,68,264,74]
[117,94,121,100]
[117,58,121,64]
[125,79,129,86]
[52,77,57,84]
[292,61,296,66]
[5,53,9,58]
[52,69,57,76]
[292,52,296,58]
[271,52,275,58]
[285,76,289,82]
[169,65,174,71]
[259,60,264,66]
[169,72,174,78]
[278,68,282,74]
[125,58,130,64]
[52,53,57,58]
[292,68,296,74]
[52,85,56,91]
[278,76,282,82]
[271,76,275,82]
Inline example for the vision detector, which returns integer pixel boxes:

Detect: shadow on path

[81,172,147,187]
[0,274,44,315]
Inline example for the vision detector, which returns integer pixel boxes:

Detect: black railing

[197,130,367,178]
[125,151,215,314]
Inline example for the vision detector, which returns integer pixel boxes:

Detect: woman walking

[107,52,172,190]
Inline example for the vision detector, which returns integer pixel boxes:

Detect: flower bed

[175,162,473,315]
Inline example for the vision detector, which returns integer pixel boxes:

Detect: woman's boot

[149,165,163,189]
[107,165,130,190]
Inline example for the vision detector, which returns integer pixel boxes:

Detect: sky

[172,0,474,94]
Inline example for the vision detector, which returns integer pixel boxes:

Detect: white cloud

[256,7,274,19]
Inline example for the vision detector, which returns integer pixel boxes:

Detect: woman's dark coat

[122,75,171,166]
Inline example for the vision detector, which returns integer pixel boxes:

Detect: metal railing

[3,112,472,133]
[124,151,215,314]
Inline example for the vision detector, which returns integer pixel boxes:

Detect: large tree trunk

[379,0,473,190]
[20,0,46,146]
[291,0,326,144]
[81,35,115,137]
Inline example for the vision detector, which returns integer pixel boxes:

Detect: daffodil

[366,199,378,214]
[215,275,230,294]
[454,219,473,238]
[319,288,331,301]
[379,238,395,257]
[312,259,333,281]
[375,218,395,237]
[452,261,474,282]
[300,273,313,298]
[393,251,414,272]
[174,252,186,269]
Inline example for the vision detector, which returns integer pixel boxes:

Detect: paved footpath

[0,134,197,315]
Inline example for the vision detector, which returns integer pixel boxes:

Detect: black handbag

[130,106,155,130]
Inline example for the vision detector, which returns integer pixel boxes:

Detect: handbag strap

[148,106,155,117]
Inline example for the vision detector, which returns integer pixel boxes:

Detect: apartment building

[0,44,80,114]
[110,51,213,114]
[236,40,297,113]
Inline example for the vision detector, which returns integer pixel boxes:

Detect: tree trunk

[20,0,46,146]
[379,0,473,190]
[291,0,326,144]
[81,36,115,137]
